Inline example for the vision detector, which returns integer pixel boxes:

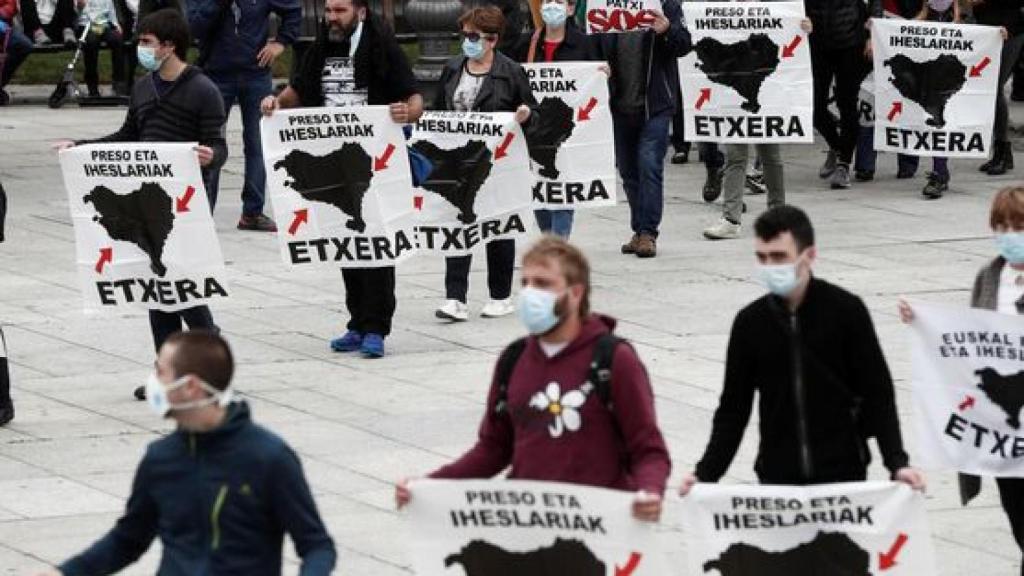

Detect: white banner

[409,111,532,255]
[260,106,417,268]
[910,301,1024,476]
[405,479,669,575]
[59,143,230,312]
[683,482,937,575]
[585,0,660,34]
[523,62,617,210]
[872,20,1002,158]
[680,2,813,143]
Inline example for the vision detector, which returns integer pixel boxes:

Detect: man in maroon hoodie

[396,236,671,521]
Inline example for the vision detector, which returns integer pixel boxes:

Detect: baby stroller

[48,22,125,108]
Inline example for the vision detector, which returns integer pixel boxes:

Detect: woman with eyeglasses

[899,185,1024,574]
[433,5,537,323]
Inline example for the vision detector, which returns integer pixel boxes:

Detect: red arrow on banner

[94,247,113,274]
[413,195,424,210]
[879,533,909,570]
[887,101,903,122]
[176,185,196,213]
[959,395,976,411]
[782,35,802,58]
[288,209,308,236]
[578,97,598,121]
[495,132,515,160]
[374,143,397,171]
[615,552,643,576]
[970,56,992,77]
[695,88,711,110]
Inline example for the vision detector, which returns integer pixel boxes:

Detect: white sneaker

[435,299,469,321]
[703,217,742,240]
[480,298,515,318]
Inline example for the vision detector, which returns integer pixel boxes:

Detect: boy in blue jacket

[38,331,336,576]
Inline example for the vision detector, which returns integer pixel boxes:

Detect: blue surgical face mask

[462,37,485,60]
[997,232,1024,265]
[542,2,568,27]
[757,262,801,297]
[517,286,562,335]
[137,45,165,72]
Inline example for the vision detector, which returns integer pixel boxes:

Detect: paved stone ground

[1,93,1024,575]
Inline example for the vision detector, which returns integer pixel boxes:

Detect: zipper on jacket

[790,313,814,480]
[210,484,229,551]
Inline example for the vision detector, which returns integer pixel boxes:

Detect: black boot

[922,172,949,199]
[980,141,1003,172]
[988,141,1014,176]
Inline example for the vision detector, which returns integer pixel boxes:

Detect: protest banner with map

[409,111,533,255]
[523,62,616,210]
[405,479,669,576]
[682,482,937,576]
[872,20,1002,158]
[909,301,1024,476]
[59,143,230,312]
[261,106,417,268]
[679,2,813,143]
[585,0,660,33]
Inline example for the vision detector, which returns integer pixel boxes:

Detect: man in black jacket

[38,331,336,576]
[0,179,11,426]
[262,0,423,357]
[679,205,926,492]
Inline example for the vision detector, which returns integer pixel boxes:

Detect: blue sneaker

[330,330,362,352]
[361,333,385,358]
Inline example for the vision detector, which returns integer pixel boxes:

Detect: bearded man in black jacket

[679,205,926,494]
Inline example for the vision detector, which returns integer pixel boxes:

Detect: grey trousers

[723,143,785,223]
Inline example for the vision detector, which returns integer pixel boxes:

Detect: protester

[19,0,78,45]
[433,6,535,322]
[973,0,1022,175]
[0,0,33,105]
[189,0,301,231]
[262,0,423,358]
[596,0,691,258]
[914,0,957,197]
[808,0,869,189]
[0,178,11,426]
[512,0,598,239]
[76,0,127,97]
[679,205,926,493]
[397,236,672,522]
[35,331,337,576]
[53,8,227,400]
[899,186,1024,574]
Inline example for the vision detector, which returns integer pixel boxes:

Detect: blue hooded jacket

[189,0,301,78]
[59,402,336,576]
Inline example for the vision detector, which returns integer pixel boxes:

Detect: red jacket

[431,315,672,494]
[0,0,17,23]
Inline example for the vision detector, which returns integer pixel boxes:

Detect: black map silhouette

[410,140,493,224]
[884,54,968,128]
[273,143,374,233]
[694,34,780,113]
[83,182,175,277]
[976,367,1024,429]
[525,97,576,180]
[704,532,871,576]
[444,538,605,576]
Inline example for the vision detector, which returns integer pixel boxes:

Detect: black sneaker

[0,403,13,426]
[237,213,278,232]
[0,90,8,107]
[922,172,948,200]
[702,167,723,202]
[745,172,767,195]
[671,151,689,164]
[830,163,852,189]
[134,386,146,401]
[854,170,874,182]
[819,150,837,179]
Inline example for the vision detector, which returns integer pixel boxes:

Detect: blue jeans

[207,72,272,216]
[1,29,32,88]
[534,209,574,238]
[613,112,671,238]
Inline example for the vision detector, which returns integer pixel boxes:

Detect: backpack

[492,333,623,416]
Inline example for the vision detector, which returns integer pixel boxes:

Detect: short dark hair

[139,9,191,61]
[458,6,505,37]
[754,205,815,252]
[164,331,234,391]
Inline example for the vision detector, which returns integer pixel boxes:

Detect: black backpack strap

[493,337,528,416]
[589,333,623,410]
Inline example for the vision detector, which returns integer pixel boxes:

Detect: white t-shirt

[452,66,486,112]
[321,22,368,108]
[539,340,570,358]
[997,264,1024,314]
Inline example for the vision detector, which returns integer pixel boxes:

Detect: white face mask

[145,372,233,418]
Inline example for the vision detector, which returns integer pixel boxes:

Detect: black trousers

[149,306,218,353]
[343,266,396,336]
[79,25,124,91]
[445,239,515,303]
[670,98,690,153]
[0,327,10,407]
[811,40,864,164]
[998,478,1024,576]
